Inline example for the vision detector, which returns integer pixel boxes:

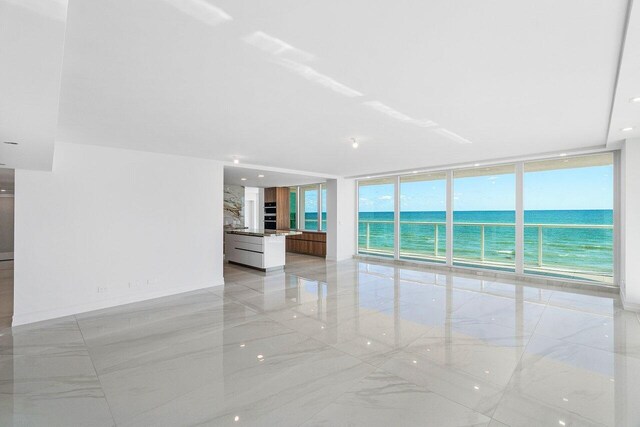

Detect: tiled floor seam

[73,314,119,427]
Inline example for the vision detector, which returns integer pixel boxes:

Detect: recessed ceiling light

[233,158,240,164]
[630,97,640,103]
[559,153,567,157]
[258,174,264,178]
[366,176,371,179]
[3,141,18,145]
[412,171,418,174]
[622,127,634,132]
[241,178,247,181]
[0,190,5,192]
[474,163,480,167]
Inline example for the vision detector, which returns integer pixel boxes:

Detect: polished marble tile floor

[1,253,640,426]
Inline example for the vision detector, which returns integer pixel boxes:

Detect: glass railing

[358,220,613,283]
[524,223,613,283]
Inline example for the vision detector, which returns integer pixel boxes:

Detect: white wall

[326,178,356,261]
[621,139,640,311]
[14,142,224,326]
[0,196,14,260]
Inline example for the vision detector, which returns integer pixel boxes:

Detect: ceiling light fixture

[412,171,418,174]
[351,137,359,149]
[622,127,634,132]
[0,190,5,192]
[630,97,640,103]
[241,178,247,181]
[559,153,567,157]
[233,158,240,164]
[474,163,480,167]
[258,174,264,178]
[3,141,18,145]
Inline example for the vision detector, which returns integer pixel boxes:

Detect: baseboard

[12,279,225,327]
[621,288,640,312]
[326,254,355,262]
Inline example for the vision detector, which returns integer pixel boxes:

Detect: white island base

[225,231,291,272]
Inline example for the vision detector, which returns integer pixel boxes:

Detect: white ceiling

[2,0,636,176]
[0,0,67,171]
[608,0,640,145]
[224,166,324,188]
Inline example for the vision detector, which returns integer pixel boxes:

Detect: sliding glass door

[399,173,446,262]
[300,185,318,231]
[321,184,327,231]
[289,187,297,229]
[356,153,616,285]
[524,153,614,284]
[358,178,395,257]
[453,165,516,271]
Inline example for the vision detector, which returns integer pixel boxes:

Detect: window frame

[355,150,619,287]
[290,183,326,232]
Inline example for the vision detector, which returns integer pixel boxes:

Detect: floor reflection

[1,254,639,426]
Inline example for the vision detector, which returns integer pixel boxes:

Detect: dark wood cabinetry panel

[263,187,290,230]
[286,231,326,257]
[264,187,276,203]
[275,188,290,230]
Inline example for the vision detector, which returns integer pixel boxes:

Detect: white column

[515,162,524,274]
[621,139,640,311]
[326,178,356,261]
[446,170,454,266]
[394,176,400,260]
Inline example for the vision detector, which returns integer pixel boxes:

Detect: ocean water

[355,210,613,276]
[302,212,327,231]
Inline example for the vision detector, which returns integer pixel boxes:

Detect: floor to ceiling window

[524,153,614,284]
[300,185,318,231]
[321,184,327,231]
[355,152,617,286]
[399,173,446,262]
[453,165,516,271]
[358,178,395,257]
[289,187,297,229]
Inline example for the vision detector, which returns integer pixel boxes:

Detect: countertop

[225,229,303,237]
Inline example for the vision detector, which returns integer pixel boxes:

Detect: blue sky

[302,187,327,212]
[358,165,613,212]
[304,188,318,212]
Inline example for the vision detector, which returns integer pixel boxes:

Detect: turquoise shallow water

[353,210,613,276]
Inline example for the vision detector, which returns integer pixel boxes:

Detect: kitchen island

[225,229,302,271]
